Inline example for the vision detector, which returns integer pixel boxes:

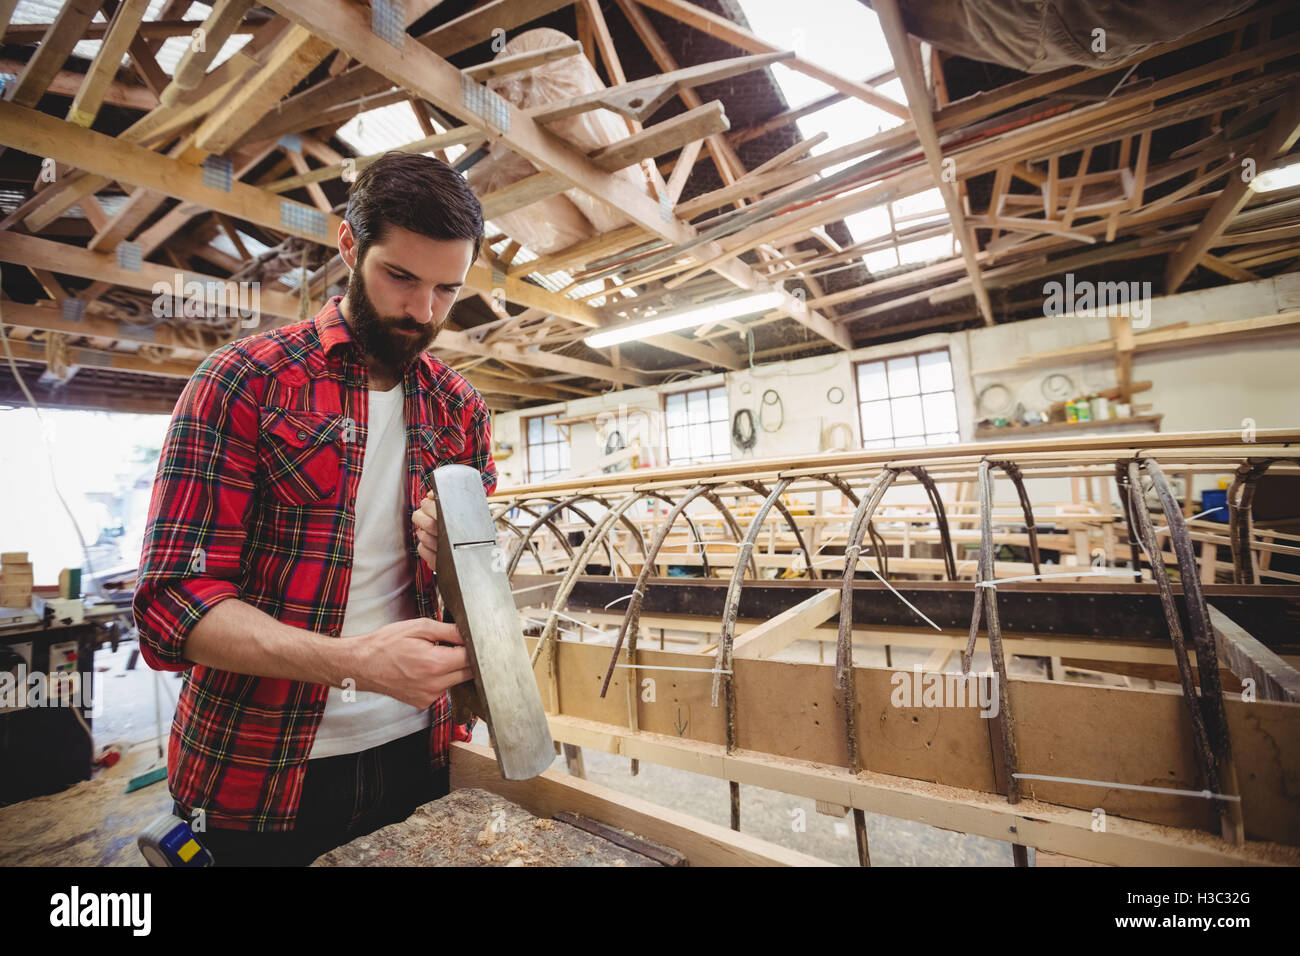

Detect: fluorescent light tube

[584,292,783,349]
[1253,158,1300,193]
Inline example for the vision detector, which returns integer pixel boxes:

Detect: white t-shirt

[309,382,431,759]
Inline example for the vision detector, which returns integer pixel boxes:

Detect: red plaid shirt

[133,297,497,831]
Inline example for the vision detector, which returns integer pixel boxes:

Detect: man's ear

[338,220,358,271]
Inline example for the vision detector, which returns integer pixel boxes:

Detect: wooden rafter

[874,0,994,327]
[1165,88,1300,292]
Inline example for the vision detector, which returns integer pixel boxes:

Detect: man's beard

[345,263,438,374]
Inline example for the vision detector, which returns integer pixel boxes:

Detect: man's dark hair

[344,151,484,264]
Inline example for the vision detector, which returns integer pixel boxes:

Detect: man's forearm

[183,598,360,688]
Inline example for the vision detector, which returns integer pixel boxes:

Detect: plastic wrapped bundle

[467,27,647,253]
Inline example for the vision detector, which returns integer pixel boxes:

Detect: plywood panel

[1227,697,1300,845]
[1014,681,1216,832]
[635,648,727,746]
[857,667,1001,793]
[528,638,1299,844]
[550,638,632,728]
[735,658,844,765]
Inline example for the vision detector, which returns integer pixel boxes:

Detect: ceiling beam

[0,99,340,245]
[262,0,844,351]
[1165,88,1300,292]
[5,0,100,108]
[875,0,995,326]
[66,0,150,127]
[234,0,576,149]
[0,231,304,322]
[438,328,654,387]
[191,23,333,155]
[632,0,910,121]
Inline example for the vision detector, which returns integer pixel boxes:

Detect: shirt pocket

[417,423,466,493]
[258,407,344,505]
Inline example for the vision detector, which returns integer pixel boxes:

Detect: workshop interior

[0,0,1299,875]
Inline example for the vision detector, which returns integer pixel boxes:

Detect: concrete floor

[1,635,1035,866]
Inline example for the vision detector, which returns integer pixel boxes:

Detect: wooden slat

[191,22,333,155]
[588,101,729,172]
[1209,606,1300,703]
[463,39,582,82]
[0,231,304,320]
[160,0,254,103]
[733,589,840,660]
[234,0,575,148]
[450,741,832,866]
[66,0,150,127]
[6,0,101,108]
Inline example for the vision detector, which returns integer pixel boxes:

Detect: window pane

[668,427,689,461]
[887,356,919,396]
[529,446,543,475]
[890,395,923,436]
[860,399,893,440]
[542,415,557,441]
[711,421,730,457]
[857,361,888,401]
[544,444,558,473]
[528,417,542,442]
[922,391,958,433]
[666,394,686,428]
[689,422,708,457]
[687,389,708,423]
[918,350,953,392]
[709,387,727,422]
[895,434,926,448]
[926,432,959,446]
[862,438,894,449]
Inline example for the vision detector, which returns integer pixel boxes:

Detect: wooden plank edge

[541,714,1300,867]
[449,740,836,867]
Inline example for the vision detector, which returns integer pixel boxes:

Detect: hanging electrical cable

[759,388,784,433]
[731,408,757,451]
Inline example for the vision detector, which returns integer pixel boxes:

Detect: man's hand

[412,492,438,571]
[353,617,471,709]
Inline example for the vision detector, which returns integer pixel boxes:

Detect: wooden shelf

[975,413,1163,440]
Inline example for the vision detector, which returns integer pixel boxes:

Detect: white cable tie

[604,589,642,608]
[1012,772,1242,802]
[975,569,1135,588]
[860,563,943,632]
[613,663,733,674]
[1151,506,1225,535]
[549,608,605,631]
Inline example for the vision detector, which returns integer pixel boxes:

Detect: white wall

[488,273,1300,504]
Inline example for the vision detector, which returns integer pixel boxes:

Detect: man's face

[339,223,474,374]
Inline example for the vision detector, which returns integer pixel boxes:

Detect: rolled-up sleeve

[133,344,260,671]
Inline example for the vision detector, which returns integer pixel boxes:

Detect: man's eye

[388,271,415,283]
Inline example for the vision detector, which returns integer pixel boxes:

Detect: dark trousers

[177,729,449,867]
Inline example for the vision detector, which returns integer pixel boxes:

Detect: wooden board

[449,742,832,866]
[530,637,1300,845]
[544,714,1297,866]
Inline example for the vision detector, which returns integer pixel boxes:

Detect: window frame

[659,383,731,466]
[852,347,960,450]
[522,411,570,483]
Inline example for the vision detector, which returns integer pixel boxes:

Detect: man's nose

[407,287,436,323]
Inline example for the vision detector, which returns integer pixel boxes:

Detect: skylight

[9,1,253,75]
[736,0,953,274]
